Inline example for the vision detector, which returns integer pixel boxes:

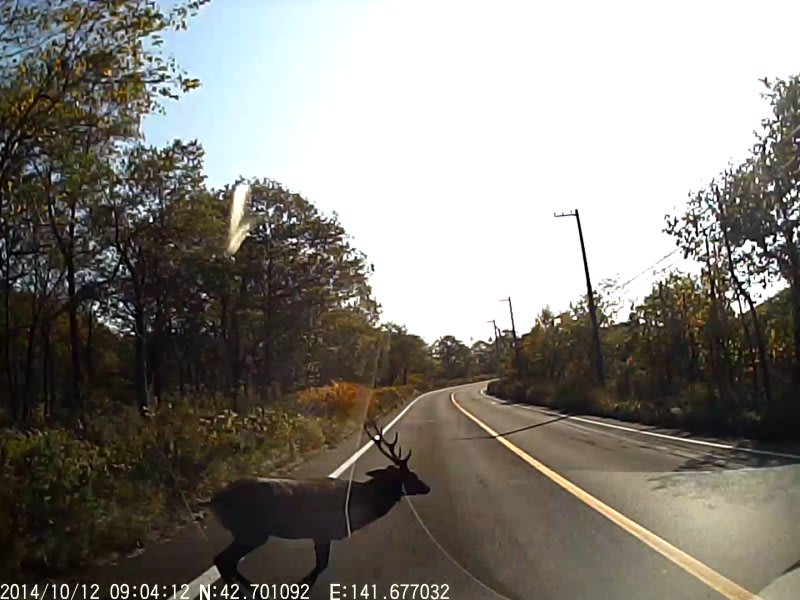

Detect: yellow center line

[450,392,762,600]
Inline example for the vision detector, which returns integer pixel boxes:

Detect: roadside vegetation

[490,75,800,442]
[0,0,495,582]
[1,379,487,581]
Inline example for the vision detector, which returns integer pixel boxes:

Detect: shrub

[1,381,426,582]
[297,381,371,422]
[553,379,594,413]
[524,381,554,405]
[0,428,112,576]
[292,419,326,453]
[373,386,415,415]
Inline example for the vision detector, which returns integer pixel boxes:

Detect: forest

[5,0,799,584]
[490,75,800,442]
[0,0,494,580]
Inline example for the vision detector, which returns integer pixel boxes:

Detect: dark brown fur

[209,424,430,588]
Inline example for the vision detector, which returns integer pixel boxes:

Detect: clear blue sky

[146,0,800,345]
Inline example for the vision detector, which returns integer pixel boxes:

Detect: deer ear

[365,468,387,478]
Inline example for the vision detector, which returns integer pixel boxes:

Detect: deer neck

[347,477,403,531]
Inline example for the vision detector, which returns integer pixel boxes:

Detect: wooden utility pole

[487,319,501,363]
[555,209,604,385]
[500,297,522,374]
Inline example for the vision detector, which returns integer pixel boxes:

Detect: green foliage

[378,324,436,386]
[0,0,497,422]
[431,335,475,380]
[496,266,796,439]
[0,0,497,581]
[0,380,429,581]
[0,0,210,419]
[494,73,800,441]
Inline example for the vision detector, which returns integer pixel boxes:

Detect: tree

[0,1,494,430]
[726,77,800,384]
[377,324,433,386]
[470,339,498,375]
[431,335,472,380]
[497,72,800,438]
[0,0,208,419]
[99,140,206,411]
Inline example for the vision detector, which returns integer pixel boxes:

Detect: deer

[206,419,431,588]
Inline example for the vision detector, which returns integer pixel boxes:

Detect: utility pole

[555,209,604,385]
[488,319,501,344]
[500,297,522,374]
[487,319,501,364]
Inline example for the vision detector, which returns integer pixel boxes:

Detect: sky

[145,0,800,345]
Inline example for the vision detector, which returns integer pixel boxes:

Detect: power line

[641,258,683,285]
[617,248,681,291]
[618,257,684,301]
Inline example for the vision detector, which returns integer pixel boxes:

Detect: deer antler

[363,419,411,467]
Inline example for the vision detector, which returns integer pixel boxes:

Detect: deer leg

[298,540,331,587]
[214,539,261,587]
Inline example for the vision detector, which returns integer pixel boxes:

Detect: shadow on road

[665,449,800,473]
[754,557,800,599]
[646,450,800,507]
[453,415,570,440]
[781,558,800,577]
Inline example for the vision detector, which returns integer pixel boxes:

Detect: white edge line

[170,384,462,600]
[328,385,452,478]
[479,388,800,461]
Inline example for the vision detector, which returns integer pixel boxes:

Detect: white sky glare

[146,0,800,344]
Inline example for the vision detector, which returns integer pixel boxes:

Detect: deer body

[209,475,404,544]
[208,422,430,588]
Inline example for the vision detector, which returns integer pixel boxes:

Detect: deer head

[363,419,430,496]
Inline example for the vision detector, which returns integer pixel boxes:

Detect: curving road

[87,382,800,600]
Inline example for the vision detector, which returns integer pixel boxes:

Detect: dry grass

[0,382,427,582]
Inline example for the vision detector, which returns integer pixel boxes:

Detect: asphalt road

[84,382,800,600]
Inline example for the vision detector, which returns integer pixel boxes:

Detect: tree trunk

[42,323,53,419]
[790,276,800,385]
[178,336,186,398]
[134,304,149,413]
[717,190,773,406]
[263,252,274,390]
[702,230,730,407]
[66,256,83,413]
[85,305,94,388]
[149,301,165,405]
[4,249,16,420]
[230,315,241,404]
[737,299,761,404]
[22,321,36,423]
[220,295,229,394]
[229,276,247,404]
